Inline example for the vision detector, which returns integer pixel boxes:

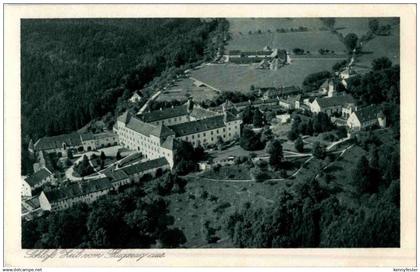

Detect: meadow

[189,59,342,93]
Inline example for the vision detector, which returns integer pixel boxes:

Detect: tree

[312,142,326,159]
[74,155,94,177]
[372,57,392,71]
[302,71,331,92]
[320,18,336,29]
[368,19,379,33]
[267,139,284,170]
[240,127,264,151]
[253,109,264,128]
[242,106,254,124]
[352,156,376,194]
[332,60,347,72]
[343,33,359,52]
[100,151,106,161]
[67,149,73,159]
[294,136,304,153]
[159,228,186,248]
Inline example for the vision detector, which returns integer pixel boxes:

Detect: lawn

[271,122,292,139]
[190,59,342,93]
[200,164,251,180]
[356,23,400,68]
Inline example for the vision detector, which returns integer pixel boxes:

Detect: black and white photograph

[2,2,417,269]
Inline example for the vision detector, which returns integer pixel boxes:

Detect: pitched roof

[105,169,129,182]
[24,168,53,187]
[150,124,176,138]
[161,136,180,151]
[169,115,226,137]
[93,132,118,140]
[24,196,41,209]
[80,133,95,141]
[140,104,189,123]
[44,177,112,203]
[126,116,156,136]
[355,105,382,123]
[117,111,131,124]
[190,107,219,119]
[34,133,83,151]
[315,95,355,108]
[121,158,169,176]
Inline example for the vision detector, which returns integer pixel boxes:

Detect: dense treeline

[21,18,228,174]
[22,176,188,248]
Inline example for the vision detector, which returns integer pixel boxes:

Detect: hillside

[21,18,228,174]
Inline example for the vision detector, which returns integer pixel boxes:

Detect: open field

[357,24,400,68]
[227,31,346,54]
[190,59,342,93]
[228,18,326,34]
[334,17,399,37]
[227,18,399,75]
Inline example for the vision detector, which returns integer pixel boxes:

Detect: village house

[310,95,356,117]
[23,167,55,194]
[38,177,113,211]
[347,105,386,131]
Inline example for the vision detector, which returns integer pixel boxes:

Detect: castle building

[115,101,242,168]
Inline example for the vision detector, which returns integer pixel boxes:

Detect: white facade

[21,178,32,197]
[347,113,378,131]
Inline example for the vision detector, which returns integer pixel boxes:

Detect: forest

[21,18,228,175]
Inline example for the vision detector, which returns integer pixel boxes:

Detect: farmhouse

[310,95,356,117]
[115,100,242,168]
[225,47,290,68]
[347,105,386,131]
